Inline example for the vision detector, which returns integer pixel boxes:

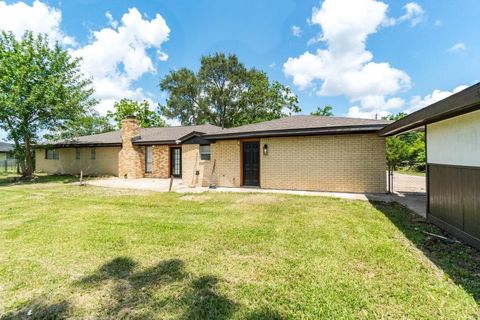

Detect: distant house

[35,115,391,193]
[380,82,480,248]
[0,142,14,162]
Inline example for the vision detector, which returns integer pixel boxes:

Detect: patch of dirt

[180,195,212,203]
[234,194,285,204]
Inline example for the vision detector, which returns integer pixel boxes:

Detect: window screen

[45,149,59,160]
[200,145,211,161]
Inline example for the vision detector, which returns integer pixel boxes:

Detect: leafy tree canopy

[383,112,407,121]
[107,99,166,129]
[311,105,334,116]
[159,53,300,128]
[44,112,114,141]
[0,31,96,177]
[383,112,425,171]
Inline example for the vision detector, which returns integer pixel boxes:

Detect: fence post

[169,175,174,192]
[390,167,394,193]
[387,165,391,194]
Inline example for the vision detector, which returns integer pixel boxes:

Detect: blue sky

[0,0,478,140]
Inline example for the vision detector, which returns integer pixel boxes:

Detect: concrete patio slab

[84,177,208,193]
[82,177,426,217]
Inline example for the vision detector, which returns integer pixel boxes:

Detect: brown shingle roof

[136,124,223,144]
[40,124,223,147]
[205,115,391,139]
[38,116,390,147]
[0,142,13,152]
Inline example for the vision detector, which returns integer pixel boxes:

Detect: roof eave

[34,142,122,148]
[133,140,178,146]
[378,82,480,136]
[204,125,387,140]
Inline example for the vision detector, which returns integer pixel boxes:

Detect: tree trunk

[23,136,34,178]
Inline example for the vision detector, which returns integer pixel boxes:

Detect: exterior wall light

[263,144,269,155]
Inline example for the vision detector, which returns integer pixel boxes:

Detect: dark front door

[242,141,260,186]
[170,147,182,177]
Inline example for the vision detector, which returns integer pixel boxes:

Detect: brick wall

[182,144,212,187]
[152,145,169,178]
[211,140,241,187]
[210,134,386,193]
[35,147,120,176]
[118,118,144,179]
[260,134,386,193]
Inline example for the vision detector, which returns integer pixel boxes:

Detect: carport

[379,83,480,248]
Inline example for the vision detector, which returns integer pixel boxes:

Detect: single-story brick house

[379,82,480,248]
[36,115,390,193]
[0,142,14,162]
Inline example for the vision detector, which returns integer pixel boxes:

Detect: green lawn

[0,177,479,319]
[395,169,426,177]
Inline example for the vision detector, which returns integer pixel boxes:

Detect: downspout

[425,124,429,220]
[209,159,217,189]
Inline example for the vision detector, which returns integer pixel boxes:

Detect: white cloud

[72,8,170,114]
[0,2,170,115]
[283,0,411,118]
[434,19,442,27]
[105,11,119,28]
[406,85,468,113]
[0,0,75,45]
[383,2,425,27]
[307,35,322,46]
[448,42,466,53]
[347,96,405,118]
[292,25,302,37]
[398,2,425,27]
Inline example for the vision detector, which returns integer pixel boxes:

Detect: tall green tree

[160,53,300,128]
[383,112,407,121]
[107,99,165,129]
[383,112,425,171]
[386,137,409,169]
[0,31,96,178]
[44,112,114,141]
[311,105,334,116]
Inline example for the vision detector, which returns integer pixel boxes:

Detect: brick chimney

[118,117,144,178]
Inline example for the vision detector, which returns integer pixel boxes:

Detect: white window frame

[199,145,211,161]
[45,149,59,160]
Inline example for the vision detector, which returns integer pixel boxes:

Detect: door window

[145,146,153,173]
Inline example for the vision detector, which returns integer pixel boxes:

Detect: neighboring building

[35,115,390,193]
[379,82,480,248]
[0,142,14,161]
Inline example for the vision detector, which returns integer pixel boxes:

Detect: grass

[0,176,479,319]
[395,168,426,177]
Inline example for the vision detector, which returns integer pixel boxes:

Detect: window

[90,148,96,160]
[75,148,81,160]
[145,146,152,173]
[45,149,59,160]
[200,145,211,161]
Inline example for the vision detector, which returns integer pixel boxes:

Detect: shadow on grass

[1,300,70,320]
[75,256,237,319]
[372,201,480,303]
[0,174,77,186]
